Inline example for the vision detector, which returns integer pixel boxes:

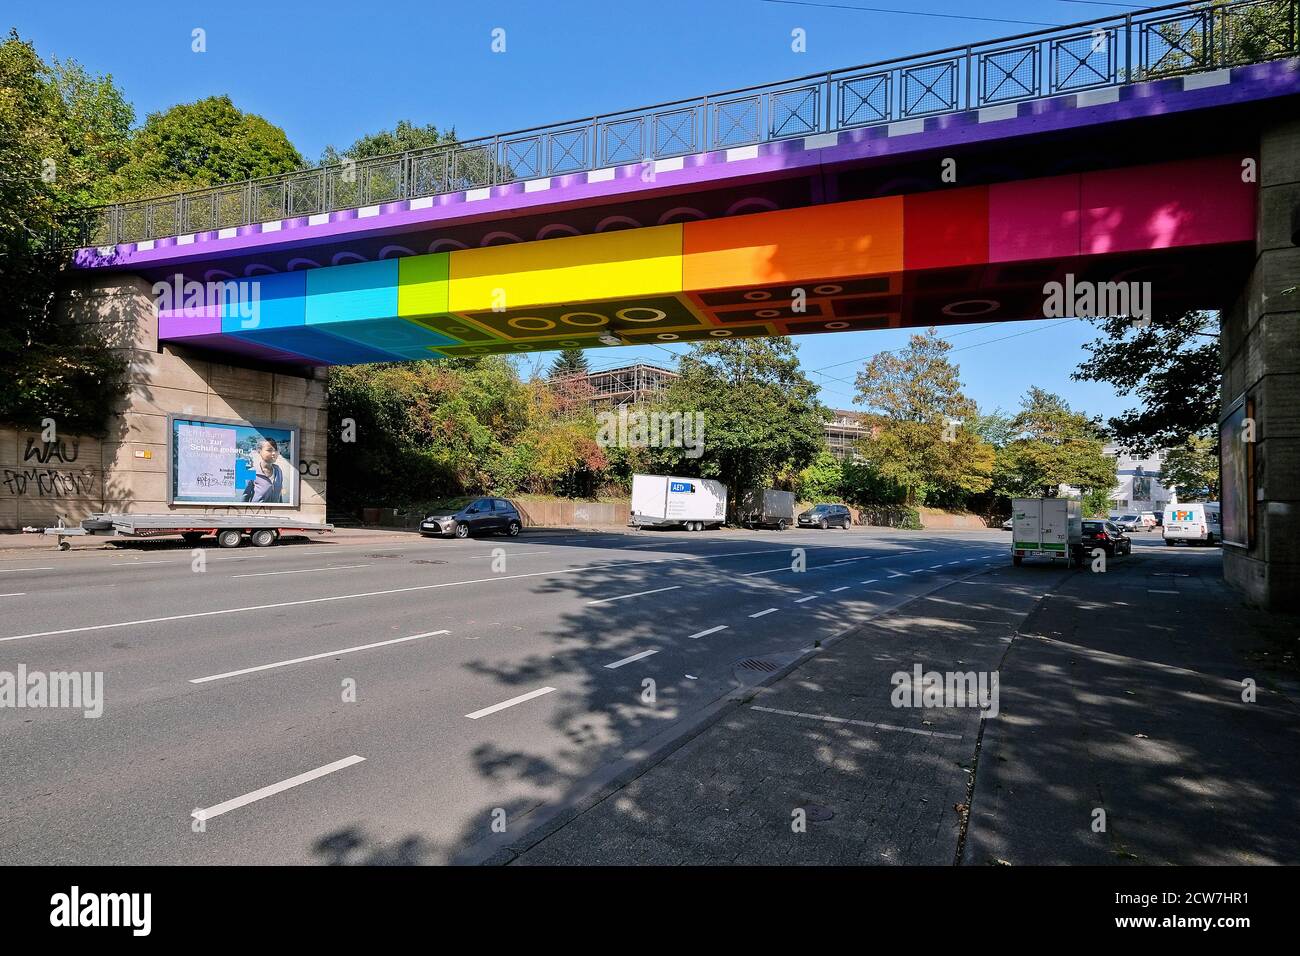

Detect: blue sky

[9,0,1153,421]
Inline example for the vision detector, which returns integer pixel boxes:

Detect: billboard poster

[1219,398,1252,548]
[170,416,298,507]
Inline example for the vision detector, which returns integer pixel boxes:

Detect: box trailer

[36,513,333,550]
[1011,497,1082,567]
[629,474,727,531]
[1163,502,1221,546]
[739,488,796,530]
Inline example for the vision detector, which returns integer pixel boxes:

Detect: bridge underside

[152,155,1254,365]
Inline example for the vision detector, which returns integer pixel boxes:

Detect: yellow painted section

[448,225,684,312]
[397,253,450,316]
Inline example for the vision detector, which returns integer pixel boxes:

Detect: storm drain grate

[735,657,780,673]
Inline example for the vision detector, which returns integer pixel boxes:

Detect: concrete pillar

[1221,117,1300,611]
[0,275,328,529]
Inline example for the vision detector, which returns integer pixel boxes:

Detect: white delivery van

[739,488,796,530]
[1163,502,1221,546]
[1011,497,1082,567]
[629,474,727,531]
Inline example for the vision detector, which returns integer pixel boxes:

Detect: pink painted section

[988,174,1082,263]
[158,304,222,339]
[1080,156,1256,255]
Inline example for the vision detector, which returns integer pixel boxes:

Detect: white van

[1163,502,1221,546]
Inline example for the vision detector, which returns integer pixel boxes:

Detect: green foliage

[110,95,304,198]
[1162,430,1220,500]
[852,328,994,505]
[321,120,456,165]
[648,338,827,519]
[993,388,1116,498]
[549,346,589,378]
[795,450,843,502]
[0,31,128,433]
[1081,487,1113,517]
[1073,310,1219,456]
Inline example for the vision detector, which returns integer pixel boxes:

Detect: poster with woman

[169,416,298,507]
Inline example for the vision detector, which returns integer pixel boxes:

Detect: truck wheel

[181,532,205,546]
[250,528,277,548]
[217,529,243,549]
[777,519,787,531]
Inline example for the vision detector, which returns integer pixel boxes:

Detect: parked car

[1112,513,1142,532]
[420,497,522,538]
[1080,519,1132,558]
[1001,517,1013,531]
[798,503,852,529]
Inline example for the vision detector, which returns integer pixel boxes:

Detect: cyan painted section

[321,316,458,353]
[305,259,399,325]
[227,325,405,365]
[219,270,307,332]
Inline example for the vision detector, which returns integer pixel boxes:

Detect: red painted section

[903,187,990,271]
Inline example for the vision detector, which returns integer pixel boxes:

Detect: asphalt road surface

[0,524,1059,864]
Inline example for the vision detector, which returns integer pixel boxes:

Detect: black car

[420,497,522,538]
[798,503,852,529]
[1080,519,1131,558]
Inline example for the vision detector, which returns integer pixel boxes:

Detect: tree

[1162,430,1220,501]
[651,338,827,519]
[320,120,456,165]
[1072,311,1219,456]
[110,95,303,198]
[994,388,1116,498]
[0,31,128,433]
[549,346,589,379]
[795,449,843,502]
[852,329,994,505]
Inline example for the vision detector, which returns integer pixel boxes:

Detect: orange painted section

[681,196,904,291]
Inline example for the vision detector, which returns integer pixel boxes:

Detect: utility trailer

[739,488,796,530]
[40,513,333,550]
[629,474,727,531]
[1010,498,1082,567]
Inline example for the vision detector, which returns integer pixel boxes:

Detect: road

[1,524,1048,864]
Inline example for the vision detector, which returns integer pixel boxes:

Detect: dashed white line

[605,649,659,669]
[887,570,909,578]
[0,592,25,598]
[0,568,53,574]
[465,686,557,719]
[830,586,850,593]
[688,625,728,640]
[860,579,878,585]
[750,608,778,618]
[189,630,449,684]
[111,560,168,566]
[587,585,681,606]
[191,755,366,822]
[231,564,370,579]
[794,595,818,604]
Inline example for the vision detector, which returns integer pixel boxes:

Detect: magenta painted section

[166,332,311,364]
[988,175,1082,263]
[158,306,222,339]
[71,58,1300,274]
[1080,156,1257,255]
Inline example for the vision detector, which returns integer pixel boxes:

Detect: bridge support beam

[1221,117,1300,611]
[0,276,328,530]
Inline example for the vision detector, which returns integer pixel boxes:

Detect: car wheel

[217,529,243,549]
[507,520,521,536]
[250,528,277,548]
[819,519,828,530]
[454,523,470,539]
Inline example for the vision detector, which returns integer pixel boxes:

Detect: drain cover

[736,657,779,673]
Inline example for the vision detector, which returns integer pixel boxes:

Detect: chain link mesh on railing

[80,0,1298,248]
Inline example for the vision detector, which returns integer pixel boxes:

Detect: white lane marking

[0,568,53,574]
[191,755,365,822]
[794,595,817,604]
[832,548,931,564]
[963,557,978,562]
[465,686,557,719]
[927,565,945,570]
[688,625,728,639]
[831,586,850,593]
[189,630,449,684]
[111,560,168,566]
[750,608,778,618]
[231,564,370,579]
[0,592,25,598]
[752,705,962,740]
[587,585,681,606]
[860,579,879,585]
[946,561,961,566]
[605,649,658,669]
[0,548,793,644]
[887,570,909,578]
[742,565,796,576]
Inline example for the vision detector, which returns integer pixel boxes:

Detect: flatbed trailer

[37,513,333,550]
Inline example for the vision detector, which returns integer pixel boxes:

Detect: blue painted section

[319,316,457,352]
[305,259,399,325]
[227,326,406,365]
[219,271,307,332]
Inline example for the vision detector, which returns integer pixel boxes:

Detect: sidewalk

[504,546,1300,865]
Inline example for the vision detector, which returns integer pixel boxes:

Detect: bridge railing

[81,0,1298,249]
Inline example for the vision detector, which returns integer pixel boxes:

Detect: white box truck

[1163,502,1221,546]
[739,488,796,530]
[629,474,727,531]
[1011,497,1082,567]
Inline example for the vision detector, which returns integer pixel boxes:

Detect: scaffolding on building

[552,363,680,407]
[825,410,869,461]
